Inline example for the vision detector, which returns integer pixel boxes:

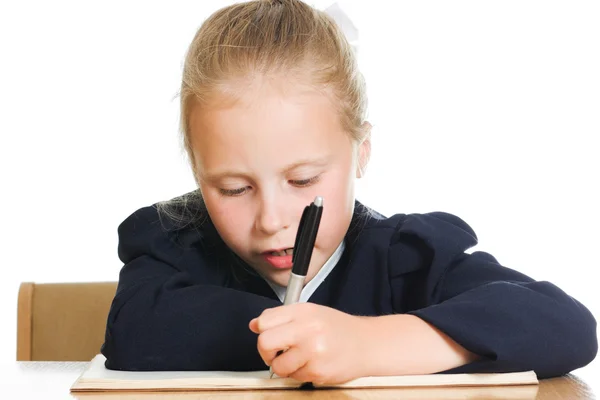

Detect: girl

[101,0,597,384]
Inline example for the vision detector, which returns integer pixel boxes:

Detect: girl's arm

[252,211,596,383]
[101,206,280,371]
[386,212,598,379]
[359,313,480,376]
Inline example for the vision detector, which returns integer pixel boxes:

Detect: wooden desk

[3,360,598,399]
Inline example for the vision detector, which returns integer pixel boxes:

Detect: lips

[262,248,294,269]
[268,248,294,257]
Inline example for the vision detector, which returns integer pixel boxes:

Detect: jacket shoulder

[386,211,478,248]
[116,197,211,266]
[359,206,478,247]
[358,209,480,279]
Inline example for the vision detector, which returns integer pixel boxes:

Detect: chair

[17,281,117,361]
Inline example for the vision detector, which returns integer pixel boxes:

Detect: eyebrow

[282,157,330,173]
[202,157,330,182]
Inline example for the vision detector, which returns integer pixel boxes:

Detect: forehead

[189,83,352,175]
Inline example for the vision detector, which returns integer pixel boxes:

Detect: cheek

[201,189,250,247]
[314,172,356,248]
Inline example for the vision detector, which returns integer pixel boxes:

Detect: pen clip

[292,205,309,264]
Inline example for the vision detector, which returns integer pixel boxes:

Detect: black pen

[269,196,323,378]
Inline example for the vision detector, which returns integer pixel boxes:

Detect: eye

[219,186,250,197]
[290,176,320,187]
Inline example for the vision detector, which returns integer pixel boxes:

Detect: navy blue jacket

[101,199,597,378]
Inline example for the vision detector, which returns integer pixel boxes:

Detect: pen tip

[313,196,323,207]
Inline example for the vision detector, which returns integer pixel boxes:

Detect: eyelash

[219,187,249,197]
[218,176,320,197]
[290,175,320,187]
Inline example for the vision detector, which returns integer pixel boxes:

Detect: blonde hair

[158,0,368,228]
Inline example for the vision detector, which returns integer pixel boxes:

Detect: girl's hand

[249,302,369,385]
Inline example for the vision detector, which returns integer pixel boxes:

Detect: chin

[275,279,289,287]
[273,274,291,287]
[261,269,289,286]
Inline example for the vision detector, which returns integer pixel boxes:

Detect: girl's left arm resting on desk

[386,212,598,379]
[404,250,598,379]
[358,313,480,377]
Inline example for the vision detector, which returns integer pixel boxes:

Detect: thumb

[249,318,259,333]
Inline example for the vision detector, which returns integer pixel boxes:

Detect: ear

[356,122,372,179]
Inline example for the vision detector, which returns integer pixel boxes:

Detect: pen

[269,196,324,378]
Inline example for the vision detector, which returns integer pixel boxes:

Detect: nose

[255,194,290,236]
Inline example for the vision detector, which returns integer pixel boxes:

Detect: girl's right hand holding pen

[250,302,482,385]
[249,302,370,385]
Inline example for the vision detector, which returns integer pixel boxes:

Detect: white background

[1,0,598,374]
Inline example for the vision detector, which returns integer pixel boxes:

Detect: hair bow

[321,2,359,53]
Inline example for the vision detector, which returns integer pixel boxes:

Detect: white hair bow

[321,2,359,53]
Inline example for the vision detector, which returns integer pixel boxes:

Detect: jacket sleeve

[101,206,280,371]
[389,212,598,379]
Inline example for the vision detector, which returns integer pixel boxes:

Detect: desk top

[2,360,598,400]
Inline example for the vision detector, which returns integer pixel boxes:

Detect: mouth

[261,248,294,270]
[264,248,294,257]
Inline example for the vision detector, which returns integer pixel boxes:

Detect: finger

[289,361,325,385]
[257,321,302,364]
[248,318,259,333]
[254,307,294,333]
[270,347,308,379]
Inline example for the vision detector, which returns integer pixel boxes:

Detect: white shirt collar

[263,240,345,303]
